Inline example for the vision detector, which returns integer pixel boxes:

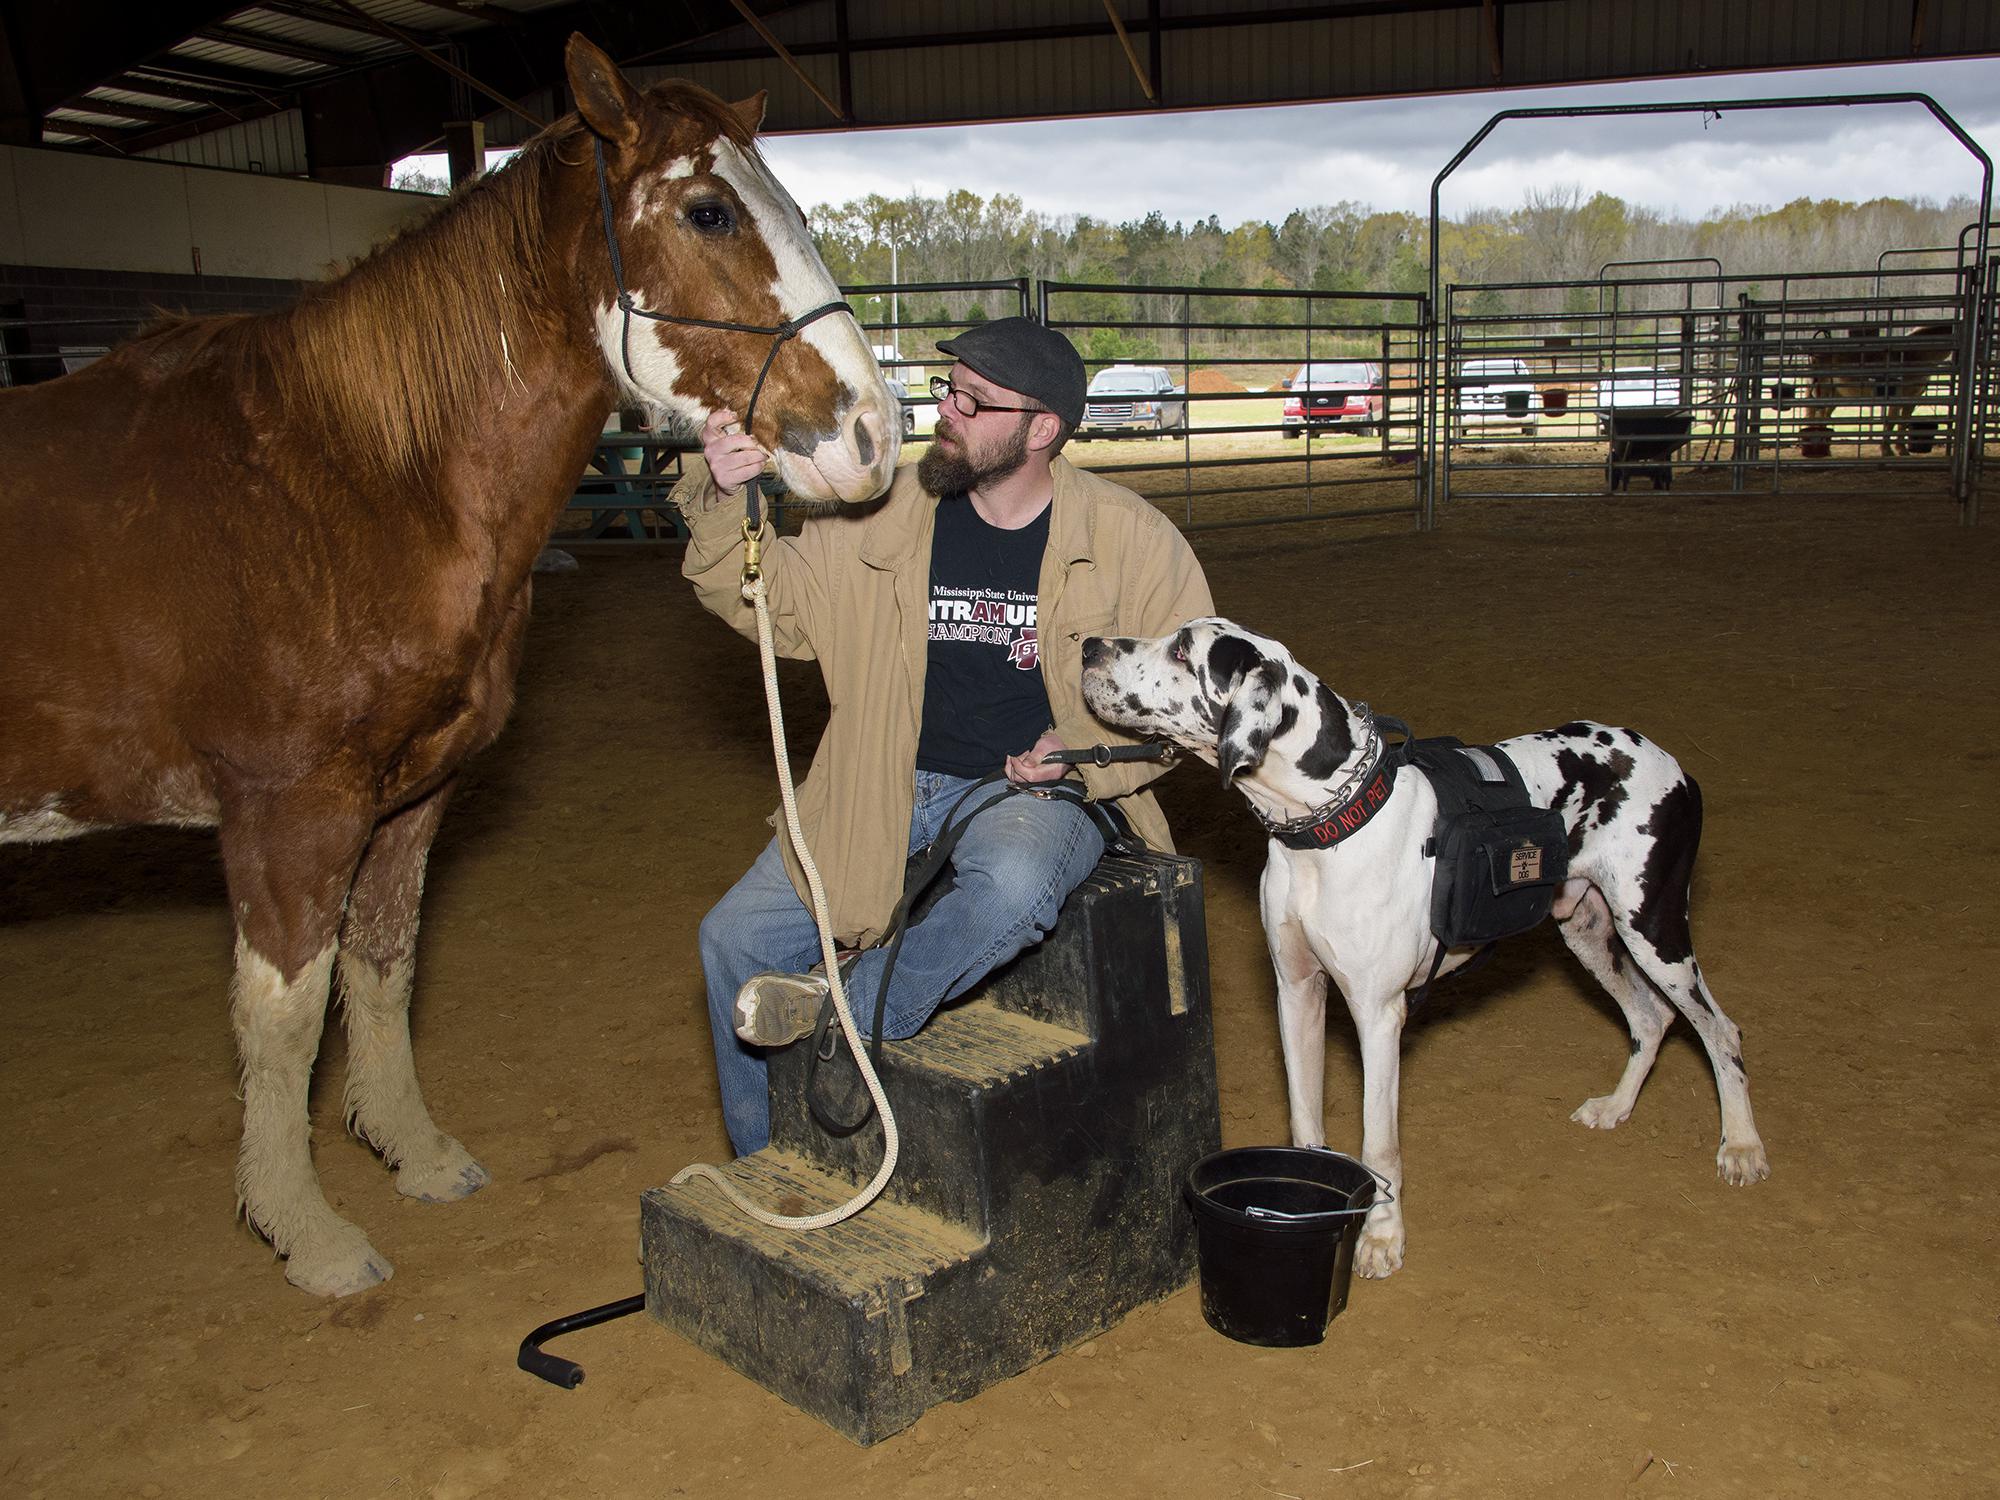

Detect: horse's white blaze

[0,797,100,844]
[710,137,900,499]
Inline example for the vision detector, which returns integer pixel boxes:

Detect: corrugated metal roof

[36,1,2000,169]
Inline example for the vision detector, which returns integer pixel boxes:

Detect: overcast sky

[404,56,1999,224]
[747,57,2000,224]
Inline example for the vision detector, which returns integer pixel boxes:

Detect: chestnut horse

[1806,321,1956,456]
[0,35,899,1296]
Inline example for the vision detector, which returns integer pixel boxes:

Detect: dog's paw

[1354,1220,1405,1279]
[1717,1139,1770,1186]
[1570,1094,1632,1130]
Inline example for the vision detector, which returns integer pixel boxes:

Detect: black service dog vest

[1396,730,1569,999]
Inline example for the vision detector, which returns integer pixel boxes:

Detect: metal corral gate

[1037,280,1426,531]
[1429,260,1982,518]
[1425,91,1994,527]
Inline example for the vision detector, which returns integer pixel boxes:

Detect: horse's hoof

[285,1227,394,1298]
[396,1141,491,1204]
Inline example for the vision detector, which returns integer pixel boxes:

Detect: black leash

[804,745,1172,1136]
[591,137,851,533]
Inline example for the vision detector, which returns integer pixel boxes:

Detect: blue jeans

[697,771,1107,1155]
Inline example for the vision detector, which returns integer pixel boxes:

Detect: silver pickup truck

[1078,365,1187,438]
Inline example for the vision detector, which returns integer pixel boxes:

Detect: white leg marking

[233,938,394,1296]
[339,953,489,1203]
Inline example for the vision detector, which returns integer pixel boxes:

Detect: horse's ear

[729,91,768,136]
[566,33,643,150]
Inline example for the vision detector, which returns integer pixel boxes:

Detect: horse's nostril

[851,409,876,468]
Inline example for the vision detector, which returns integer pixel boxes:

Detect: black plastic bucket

[1184,1147,1382,1347]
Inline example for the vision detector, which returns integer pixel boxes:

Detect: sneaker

[733,969,831,1047]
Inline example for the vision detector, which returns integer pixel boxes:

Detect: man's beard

[918,413,1033,495]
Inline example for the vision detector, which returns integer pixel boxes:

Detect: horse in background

[0,35,900,1297]
[1805,321,1956,456]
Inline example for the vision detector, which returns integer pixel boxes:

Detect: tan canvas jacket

[673,453,1214,947]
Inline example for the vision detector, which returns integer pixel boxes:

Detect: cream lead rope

[670,528,900,1230]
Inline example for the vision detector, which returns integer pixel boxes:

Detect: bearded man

[675,317,1213,1155]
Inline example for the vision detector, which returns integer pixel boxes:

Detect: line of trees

[806,187,1982,364]
[399,159,1981,366]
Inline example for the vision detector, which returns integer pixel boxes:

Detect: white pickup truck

[1593,368,1684,433]
[1456,357,1538,435]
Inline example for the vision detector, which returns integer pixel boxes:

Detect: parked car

[883,377,918,439]
[1079,365,1186,438]
[1592,367,1683,433]
[1456,356,1538,435]
[1281,360,1384,437]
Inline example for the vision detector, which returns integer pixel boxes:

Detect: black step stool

[640,848,1220,1444]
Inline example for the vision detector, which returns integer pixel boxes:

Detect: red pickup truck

[1281,360,1384,438]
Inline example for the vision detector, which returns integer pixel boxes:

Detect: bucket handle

[1232,1153,1396,1223]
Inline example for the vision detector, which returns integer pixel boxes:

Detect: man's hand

[701,409,770,497]
[1005,731,1070,787]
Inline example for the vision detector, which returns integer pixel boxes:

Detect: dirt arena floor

[5,479,1998,1499]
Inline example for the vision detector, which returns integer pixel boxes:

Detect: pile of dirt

[1187,368,1246,394]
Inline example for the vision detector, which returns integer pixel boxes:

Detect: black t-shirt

[914,492,1053,777]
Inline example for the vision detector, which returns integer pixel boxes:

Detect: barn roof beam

[114,71,258,108]
[1100,1,1155,101]
[724,0,845,121]
[54,97,200,127]
[138,55,302,98]
[193,23,368,70]
[323,0,546,132]
[399,0,525,26]
[651,1,1489,65]
[249,0,449,47]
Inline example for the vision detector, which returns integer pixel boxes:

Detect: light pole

[889,239,900,361]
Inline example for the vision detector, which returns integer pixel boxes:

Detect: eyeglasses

[929,376,1042,420]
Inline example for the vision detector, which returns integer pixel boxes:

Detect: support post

[444,120,484,186]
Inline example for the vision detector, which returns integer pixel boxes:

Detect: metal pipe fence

[1425,92,1994,527]
[1431,263,1980,516]
[1037,279,1427,530]
[4,257,1992,546]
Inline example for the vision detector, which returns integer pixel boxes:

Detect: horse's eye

[686,200,736,235]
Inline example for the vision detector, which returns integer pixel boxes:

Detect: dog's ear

[1217,661,1286,783]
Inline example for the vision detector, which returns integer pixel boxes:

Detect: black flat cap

[937,317,1087,428]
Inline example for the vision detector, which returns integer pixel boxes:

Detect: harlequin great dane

[1080,618,1768,1278]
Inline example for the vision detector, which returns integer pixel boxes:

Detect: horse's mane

[273,119,586,479]
[128,84,759,481]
